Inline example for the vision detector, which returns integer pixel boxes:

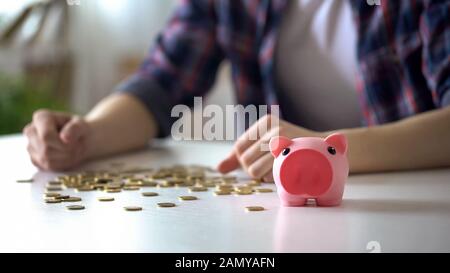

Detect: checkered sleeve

[115,0,224,137]
[420,0,450,107]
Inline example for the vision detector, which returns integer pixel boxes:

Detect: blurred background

[0,0,233,135]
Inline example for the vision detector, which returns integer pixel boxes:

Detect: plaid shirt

[117,0,450,137]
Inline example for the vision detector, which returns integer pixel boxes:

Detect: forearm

[328,107,450,173]
[84,94,158,159]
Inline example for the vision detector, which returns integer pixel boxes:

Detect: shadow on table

[342,199,450,214]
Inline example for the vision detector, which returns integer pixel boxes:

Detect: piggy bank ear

[325,133,348,155]
[269,136,293,157]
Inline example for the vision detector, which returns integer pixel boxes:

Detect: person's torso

[212,0,436,126]
[275,0,361,131]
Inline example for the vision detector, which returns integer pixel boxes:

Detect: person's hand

[217,114,320,181]
[23,109,92,171]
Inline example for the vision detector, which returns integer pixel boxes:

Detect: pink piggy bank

[269,133,349,207]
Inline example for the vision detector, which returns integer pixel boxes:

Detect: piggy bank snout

[279,149,333,196]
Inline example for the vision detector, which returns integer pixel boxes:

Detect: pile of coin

[36,164,272,212]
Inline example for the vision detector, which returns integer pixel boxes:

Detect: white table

[0,134,449,253]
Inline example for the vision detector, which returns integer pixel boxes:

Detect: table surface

[0,134,449,253]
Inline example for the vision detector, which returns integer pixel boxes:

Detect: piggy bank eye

[327,146,336,155]
[282,148,290,156]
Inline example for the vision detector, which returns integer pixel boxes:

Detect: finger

[262,171,274,183]
[37,151,76,171]
[247,152,274,179]
[217,151,240,174]
[239,126,279,168]
[27,144,44,170]
[26,129,77,171]
[22,123,32,135]
[59,116,86,144]
[40,111,72,130]
[32,110,66,150]
[235,114,277,156]
[26,123,67,152]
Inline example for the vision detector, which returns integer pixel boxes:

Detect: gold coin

[95,178,113,184]
[55,195,70,200]
[76,186,94,192]
[189,186,208,192]
[255,188,274,193]
[142,192,158,197]
[245,206,265,212]
[123,186,140,191]
[246,181,261,187]
[67,205,85,210]
[157,202,176,208]
[177,181,195,187]
[106,189,121,193]
[178,196,198,201]
[203,182,216,187]
[46,186,63,191]
[173,180,186,185]
[98,197,114,202]
[124,206,142,211]
[44,193,61,198]
[158,180,175,188]
[216,184,233,190]
[45,198,61,204]
[141,181,158,187]
[124,182,142,187]
[235,190,253,195]
[63,197,82,202]
[16,179,33,183]
[47,181,62,186]
[105,184,122,190]
[214,190,231,196]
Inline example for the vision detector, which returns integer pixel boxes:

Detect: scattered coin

[98,197,114,202]
[63,197,82,202]
[55,195,70,200]
[255,188,274,193]
[178,196,198,201]
[67,205,85,210]
[236,191,253,195]
[246,180,262,187]
[214,190,232,196]
[157,202,176,208]
[141,181,158,187]
[105,184,122,190]
[106,189,121,193]
[40,164,273,212]
[245,206,265,212]
[158,181,175,188]
[234,186,254,195]
[44,193,61,198]
[76,186,94,192]
[45,198,62,204]
[189,186,208,192]
[216,184,233,190]
[16,179,34,183]
[142,192,158,197]
[46,186,63,191]
[124,206,142,211]
[123,186,140,191]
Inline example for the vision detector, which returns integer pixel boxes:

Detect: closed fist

[23,109,91,171]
